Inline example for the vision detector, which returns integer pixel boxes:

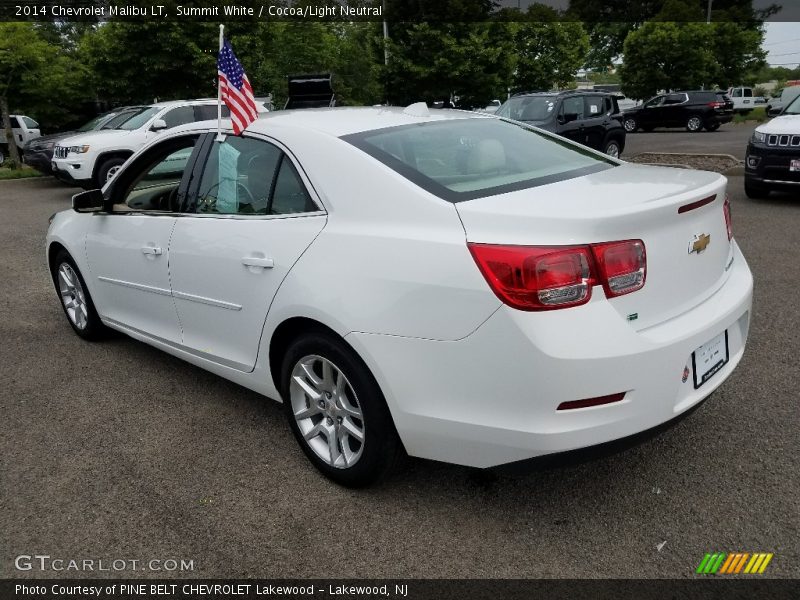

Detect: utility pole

[706,0,713,23]
[382,1,389,66]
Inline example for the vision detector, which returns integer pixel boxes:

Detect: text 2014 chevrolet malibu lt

[46,106,753,486]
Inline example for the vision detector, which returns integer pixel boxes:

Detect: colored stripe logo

[696,552,773,574]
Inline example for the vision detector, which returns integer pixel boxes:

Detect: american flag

[217,39,258,135]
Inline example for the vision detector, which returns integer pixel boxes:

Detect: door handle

[241,256,274,269]
[141,246,162,255]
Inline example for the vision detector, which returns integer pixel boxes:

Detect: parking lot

[624,122,755,159]
[1,134,798,579]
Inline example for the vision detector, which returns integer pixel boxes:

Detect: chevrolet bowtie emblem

[689,233,711,254]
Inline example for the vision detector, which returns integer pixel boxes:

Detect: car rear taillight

[708,101,723,108]
[468,239,646,311]
[592,240,647,297]
[723,195,733,241]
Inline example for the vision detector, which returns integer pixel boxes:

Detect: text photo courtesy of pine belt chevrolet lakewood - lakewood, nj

[2,1,798,597]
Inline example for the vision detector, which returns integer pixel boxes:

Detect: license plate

[790,159,800,172]
[692,331,729,389]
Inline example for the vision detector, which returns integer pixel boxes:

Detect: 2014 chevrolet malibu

[46,106,753,486]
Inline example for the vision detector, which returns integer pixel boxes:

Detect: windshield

[496,96,556,121]
[343,118,615,202]
[115,107,160,130]
[784,95,800,115]
[77,113,110,132]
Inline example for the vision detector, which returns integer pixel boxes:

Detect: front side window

[644,96,664,108]
[117,137,200,212]
[22,116,38,128]
[732,88,743,97]
[343,118,615,202]
[560,96,585,120]
[194,136,316,216]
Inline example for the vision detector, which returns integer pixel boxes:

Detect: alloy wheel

[106,165,122,182]
[605,142,620,158]
[687,116,702,132]
[289,355,365,469]
[58,263,88,330]
[623,118,637,133]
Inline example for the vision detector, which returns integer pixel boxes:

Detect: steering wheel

[236,182,256,213]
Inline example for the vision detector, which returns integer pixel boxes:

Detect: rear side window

[162,106,195,129]
[195,105,230,121]
[343,118,615,202]
[194,136,316,215]
[584,96,605,116]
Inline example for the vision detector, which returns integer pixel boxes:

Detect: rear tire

[623,117,638,133]
[281,331,403,487]
[744,179,769,199]
[603,138,622,158]
[686,115,703,132]
[705,122,720,132]
[51,249,108,340]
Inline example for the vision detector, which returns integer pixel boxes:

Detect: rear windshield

[342,118,615,202]
[496,96,556,121]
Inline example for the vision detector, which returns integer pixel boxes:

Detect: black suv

[623,91,734,133]
[496,91,626,157]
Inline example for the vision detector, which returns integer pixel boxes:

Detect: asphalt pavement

[624,121,756,160]
[1,172,798,579]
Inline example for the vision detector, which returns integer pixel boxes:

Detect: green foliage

[512,20,589,93]
[619,21,715,100]
[385,21,517,106]
[619,8,766,100]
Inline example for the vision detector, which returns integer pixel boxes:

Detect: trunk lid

[455,163,734,329]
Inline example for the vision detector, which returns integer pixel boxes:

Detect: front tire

[686,115,703,132]
[51,250,108,340]
[95,157,126,188]
[281,331,403,487]
[744,179,769,199]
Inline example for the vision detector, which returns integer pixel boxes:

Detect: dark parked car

[623,91,734,133]
[22,107,144,174]
[496,90,626,157]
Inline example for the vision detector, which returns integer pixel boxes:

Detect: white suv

[52,100,228,188]
[1,114,41,166]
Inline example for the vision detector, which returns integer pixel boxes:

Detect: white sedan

[46,105,753,486]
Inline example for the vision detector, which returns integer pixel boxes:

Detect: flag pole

[216,24,224,142]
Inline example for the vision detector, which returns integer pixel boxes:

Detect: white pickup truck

[727,86,767,114]
[1,114,41,166]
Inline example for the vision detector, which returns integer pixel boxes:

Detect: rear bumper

[708,112,733,125]
[346,243,753,468]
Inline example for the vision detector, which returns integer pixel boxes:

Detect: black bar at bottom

[2,579,797,600]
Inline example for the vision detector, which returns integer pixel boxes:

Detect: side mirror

[150,119,167,132]
[72,189,105,213]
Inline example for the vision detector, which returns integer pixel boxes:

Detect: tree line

[0,0,774,140]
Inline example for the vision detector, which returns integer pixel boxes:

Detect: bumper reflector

[557,392,626,411]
